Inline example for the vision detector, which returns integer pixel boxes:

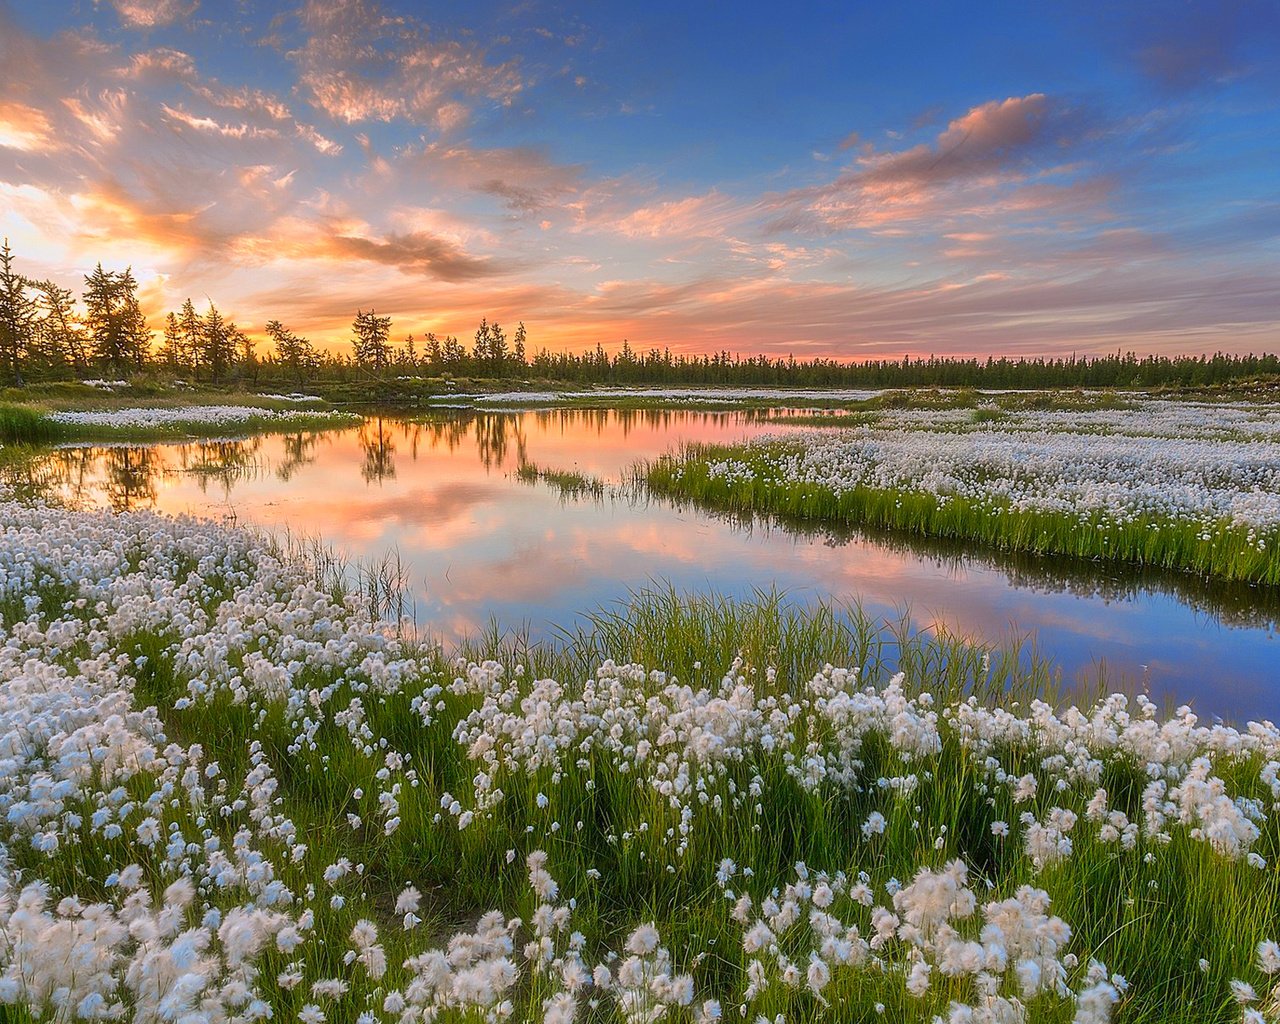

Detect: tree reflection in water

[359,418,397,483]
[102,447,158,511]
[181,439,265,497]
[278,432,319,482]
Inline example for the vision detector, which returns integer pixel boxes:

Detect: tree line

[1,239,1278,390]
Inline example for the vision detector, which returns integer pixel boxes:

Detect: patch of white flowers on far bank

[254,393,324,403]
[689,399,1280,537]
[462,386,888,405]
[0,492,1278,1020]
[46,404,354,431]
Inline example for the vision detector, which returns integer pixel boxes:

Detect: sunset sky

[1,0,1277,359]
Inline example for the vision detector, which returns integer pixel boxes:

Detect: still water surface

[18,409,1278,722]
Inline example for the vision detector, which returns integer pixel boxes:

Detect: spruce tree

[180,298,202,377]
[351,309,392,371]
[0,239,36,385]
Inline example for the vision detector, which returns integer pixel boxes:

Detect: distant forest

[2,241,1277,390]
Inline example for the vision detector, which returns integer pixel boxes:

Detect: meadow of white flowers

[1,491,1278,1022]
[46,405,354,433]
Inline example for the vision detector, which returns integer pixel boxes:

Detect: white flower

[1230,980,1257,1004]
[395,885,422,915]
[626,923,661,956]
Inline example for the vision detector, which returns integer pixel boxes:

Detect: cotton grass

[0,493,1277,1021]
[645,399,1280,584]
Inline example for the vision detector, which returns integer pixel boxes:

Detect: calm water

[15,409,1279,722]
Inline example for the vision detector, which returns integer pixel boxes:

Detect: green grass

[0,404,63,444]
[642,443,1280,586]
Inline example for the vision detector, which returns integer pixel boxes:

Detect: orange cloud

[859,94,1054,186]
[123,48,196,81]
[612,193,742,240]
[0,100,55,152]
[766,94,1107,234]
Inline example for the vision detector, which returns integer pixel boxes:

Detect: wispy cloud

[0,100,55,152]
[108,0,199,29]
[290,0,523,131]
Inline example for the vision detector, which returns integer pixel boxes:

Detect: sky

[1,0,1277,360]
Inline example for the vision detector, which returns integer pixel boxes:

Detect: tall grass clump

[515,460,607,498]
[1,494,1278,1022]
[0,404,63,444]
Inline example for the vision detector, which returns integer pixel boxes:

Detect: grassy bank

[642,396,1280,588]
[0,401,359,443]
[1,498,1278,1022]
[0,380,335,412]
[0,404,64,444]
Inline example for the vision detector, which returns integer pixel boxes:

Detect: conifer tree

[513,321,527,368]
[472,318,491,363]
[202,303,233,382]
[116,269,151,369]
[0,239,36,384]
[266,319,315,386]
[160,312,184,369]
[83,264,125,374]
[32,280,86,374]
[179,298,202,377]
[351,309,392,371]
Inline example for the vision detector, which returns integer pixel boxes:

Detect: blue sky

[1,0,1277,356]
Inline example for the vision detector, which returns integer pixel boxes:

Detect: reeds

[515,460,607,498]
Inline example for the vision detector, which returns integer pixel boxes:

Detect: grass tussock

[0,404,65,444]
[515,460,607,498]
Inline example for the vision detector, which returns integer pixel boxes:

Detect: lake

[16,407,1277,722]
